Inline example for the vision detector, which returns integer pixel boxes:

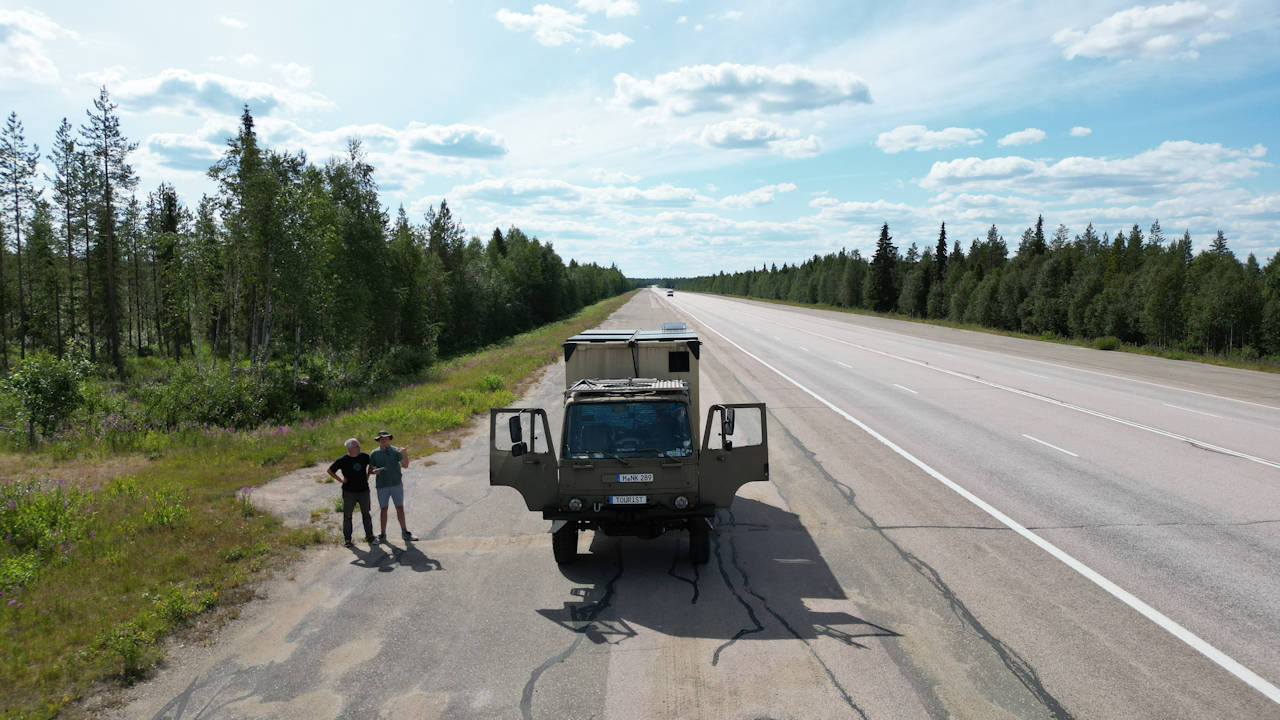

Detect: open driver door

[700,403,769,507]
[490,408,558,511]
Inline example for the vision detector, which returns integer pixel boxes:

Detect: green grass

[695,291,1280,374]
[0,290,635,718]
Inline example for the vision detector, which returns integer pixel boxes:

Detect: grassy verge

[0,290,635,719]
[694,291,1280,374]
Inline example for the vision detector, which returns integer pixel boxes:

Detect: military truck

[489,323,768,564]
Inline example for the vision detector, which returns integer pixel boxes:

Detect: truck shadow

[535,497,898,656]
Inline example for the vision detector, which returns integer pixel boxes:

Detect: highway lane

[108,290,1280,720]
[665,289,1280,714]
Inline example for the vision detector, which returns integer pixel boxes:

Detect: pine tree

[934,222,947,280]
[1210,230,1231,257]
[47,118,78,355]
[869,222,898,312]
[80,87,138,374]
[1,111,41,363]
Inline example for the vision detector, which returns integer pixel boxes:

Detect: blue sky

[2,0,1278,276]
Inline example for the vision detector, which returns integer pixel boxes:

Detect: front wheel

[553,523,578,564]
[688,520,710,565]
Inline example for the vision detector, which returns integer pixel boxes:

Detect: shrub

[1093,336,1121,351]
[142,487,189,530]
[140,363,298,429]
[376,344,436,379]
[477,373,504,392]
[0,552,40,593]
[1,352,86,444]
[99,621,155,678]
[150,584,215,626]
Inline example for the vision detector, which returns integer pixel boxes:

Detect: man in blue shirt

[370,429,415,543]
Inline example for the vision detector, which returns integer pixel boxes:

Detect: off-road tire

[689,521,710,565]
[553,524,578,564]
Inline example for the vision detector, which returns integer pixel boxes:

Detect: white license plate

[615,473,654,483]
[609,495,647,505]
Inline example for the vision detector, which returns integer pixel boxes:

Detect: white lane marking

[893,384,918,395]
[1022,433,1079,458]
[683,308,1280,706]
[784,325,1280,472]
[835,360,853,369]
[1161,402,1224,419]
[774,336,782,341]
[1020,370,1050,379]
[798,346,811,353]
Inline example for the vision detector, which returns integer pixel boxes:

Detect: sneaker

[343,539,354,548]
[378,533,387,544]
[402,530,418,541]
[364,537,377,545]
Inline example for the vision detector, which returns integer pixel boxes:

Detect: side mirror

[508,415,523,444]
[511,441,528,457]
[722,407,736,436]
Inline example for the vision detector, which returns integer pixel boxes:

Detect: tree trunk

[13,189,27,361]
[64,203,75,350]
[82,196,96,363]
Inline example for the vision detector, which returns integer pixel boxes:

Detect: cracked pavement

[107,291,1280,719]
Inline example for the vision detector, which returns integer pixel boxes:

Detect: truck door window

[493,410,550,454]
[706,405,764,450]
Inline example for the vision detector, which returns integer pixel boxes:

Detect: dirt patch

[0,453,153,491]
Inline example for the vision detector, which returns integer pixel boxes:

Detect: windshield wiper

[584,449,629,465]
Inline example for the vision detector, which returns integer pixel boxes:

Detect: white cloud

[591,31,633,48]
[1053,2,1230,60]
[998,127,1046,146]
[718,10,744,21]
[588,168,640,184]
[114,69,334,116]
[1070,126,1092,137]
[576,0,638,18]
[721,183,797,209]
[496,5,632,48]
[77,65,128,86]
[274,61,312,88]
[920,140,1269,203]
[217,15,248,30]
[696,118,823,157]
[677,16,687,24]
[875,124,986,153]
[0,8,77,85]
[402,123,509,158]
[234,53,260,67]
[613,63,872,116]
[452,177,710,210]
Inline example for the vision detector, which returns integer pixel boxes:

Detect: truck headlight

[568,497,583,512]
[674,496,689,510]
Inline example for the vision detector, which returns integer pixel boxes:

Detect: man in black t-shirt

[328,438,376,547]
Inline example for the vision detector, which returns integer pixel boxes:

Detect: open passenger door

[700,403,769,507]
[490,408,558,511]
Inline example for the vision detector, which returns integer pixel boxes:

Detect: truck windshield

[564,401,693,459]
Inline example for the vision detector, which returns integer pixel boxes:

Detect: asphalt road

[109,290,1280,720]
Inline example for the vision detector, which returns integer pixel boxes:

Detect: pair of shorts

[377,484,405,507]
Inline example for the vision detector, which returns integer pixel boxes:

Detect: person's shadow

[347,539,443,573]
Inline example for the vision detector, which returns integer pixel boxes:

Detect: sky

[2,0,1278,277]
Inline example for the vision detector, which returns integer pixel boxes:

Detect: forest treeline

[0,90,629,439]
[674,219,1280,361]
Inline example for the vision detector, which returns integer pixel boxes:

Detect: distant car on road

[666,289,674,296]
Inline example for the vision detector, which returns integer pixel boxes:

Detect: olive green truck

[489,323,769,564]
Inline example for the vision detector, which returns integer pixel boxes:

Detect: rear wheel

[553,523,578,564]
[688,520,710,565]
